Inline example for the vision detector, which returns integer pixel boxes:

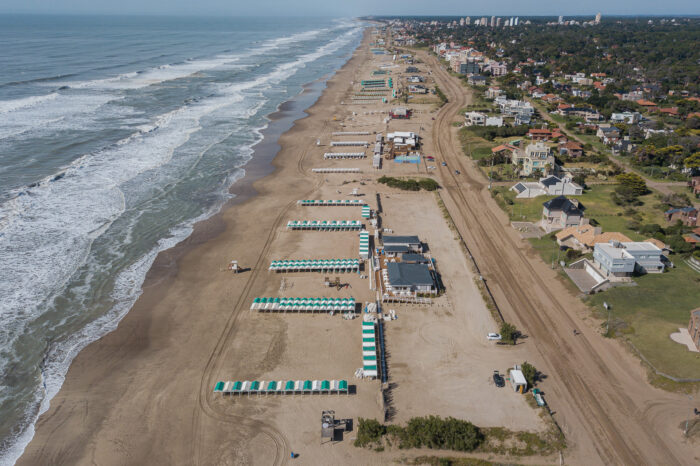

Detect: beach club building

[381,235,422,257]
[385,262,436,294]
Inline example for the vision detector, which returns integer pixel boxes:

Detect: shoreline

[17,29,369,465]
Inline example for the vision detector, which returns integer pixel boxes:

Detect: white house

[610,112,641,124]
[465,111,486,126]
[512,142,556,176]
[592,241,665,278]
[511,175,582,198]
[485,116,504,127]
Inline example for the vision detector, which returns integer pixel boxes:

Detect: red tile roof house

[528,128,553,141]
[559,141,584,157]
[636,99,658,111]
[491,144,517,157]
[664,206,698,227]
[657,107,679,116]
[551,130,565,140]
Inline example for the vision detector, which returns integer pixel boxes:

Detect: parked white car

[487,333,502,341]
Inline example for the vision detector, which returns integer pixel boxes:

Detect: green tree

[616,173,648,196]
[684,152,700,169]
[521,362,538,388]
[500,321,518,345]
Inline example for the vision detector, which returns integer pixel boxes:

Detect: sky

[1,0,699,17]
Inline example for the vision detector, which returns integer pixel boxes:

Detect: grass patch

[586,261,700,380]
[491,184,668,240]
[458,127,494,161]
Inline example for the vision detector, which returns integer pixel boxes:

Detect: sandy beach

[18,29,376,466]
[19,26,547,465]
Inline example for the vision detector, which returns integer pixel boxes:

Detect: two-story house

[542,195,585,231]
[593,241,665,278]
[512,142,556,176]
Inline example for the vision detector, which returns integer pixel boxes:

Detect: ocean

[0,15,363,464]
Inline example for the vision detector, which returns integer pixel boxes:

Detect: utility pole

[489,155,494,190]
[685,395,694,437]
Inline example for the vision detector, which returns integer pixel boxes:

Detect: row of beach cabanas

[269,259,360,272]
[287,220,362,231]
[331,131,370,136]
[330,141,369,147]
[214,379,349,395]
[298,199,366,207]
[311,168,361,173]
[361,205,371,219]
[323,152,366,159]
[359,231,370,259]
[362,321,378,379]
[251,297,356,312]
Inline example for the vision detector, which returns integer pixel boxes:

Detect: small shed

[509,368,527,393]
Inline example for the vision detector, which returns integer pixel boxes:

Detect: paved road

[421,51,694,466]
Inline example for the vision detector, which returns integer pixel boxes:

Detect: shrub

[462,124,530,141]
[626,220,641,231]
[378,176,439,191]
[418,178,440,191]
[565,249,582,261]
[500,322,518,345]
[355,418,386,447]
[639,223,664,236]
[402,416,484,451]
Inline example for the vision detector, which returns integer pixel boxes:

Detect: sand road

[422,50,696,466]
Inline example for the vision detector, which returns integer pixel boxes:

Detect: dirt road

[422,52,696,465]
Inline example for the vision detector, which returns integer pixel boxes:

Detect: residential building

[542,195,585,230]
[459,61,480,75]
[690,176,700,198]
[487,62,508,76]
[468,75,487,86]
[485,86,504,99]
[596,125,621,145]
[511,175,583,198]
[664,206,698,227]
[593,241,665,277]
[464,111,486,126]
[612,138,634,155]
[559,141,584,157]
[485,116,504,127]
[498,99,534,118]
[512,142,556,176]
[528,128,553,141]
[610,112,641,124]
[689,309,700,351]
[556,225,631,252]
[514,113,532,126]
